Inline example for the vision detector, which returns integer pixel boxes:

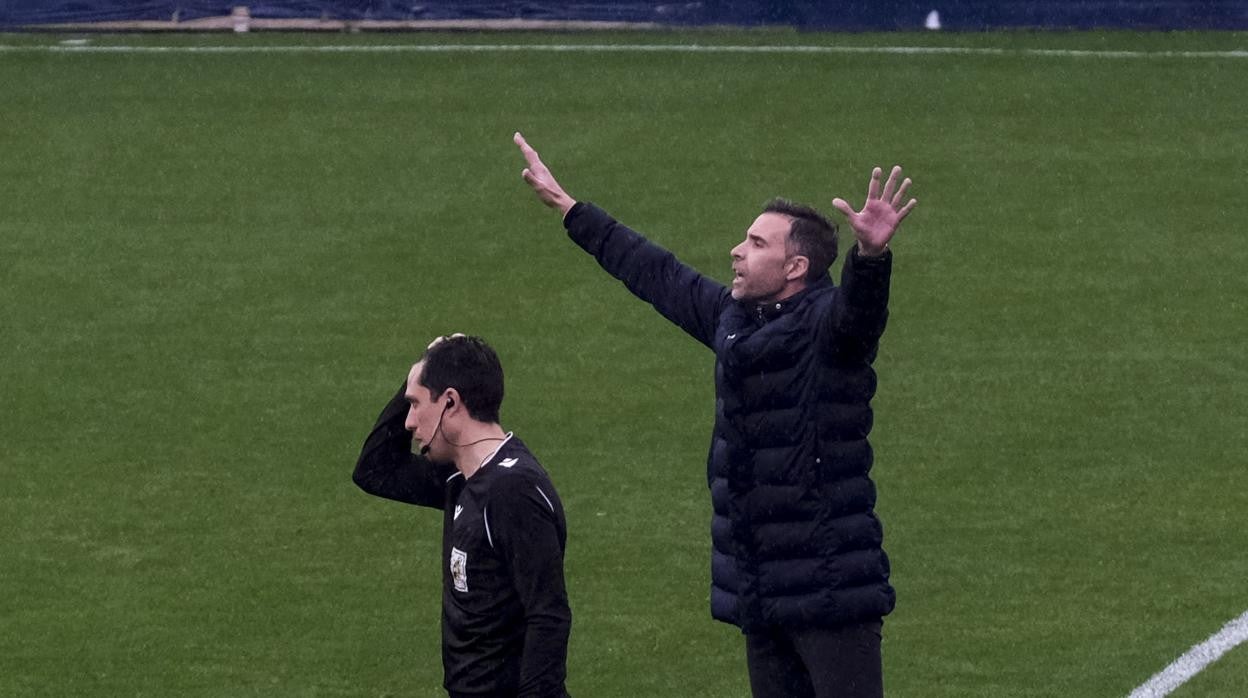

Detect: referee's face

[404,361,448,461]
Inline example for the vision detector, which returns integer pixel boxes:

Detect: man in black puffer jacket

[515,133,917,698]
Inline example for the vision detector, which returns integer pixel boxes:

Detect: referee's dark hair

[764,198,839,282]
[417,335,504,424]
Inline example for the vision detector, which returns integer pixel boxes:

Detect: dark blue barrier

[2,1,1246,29]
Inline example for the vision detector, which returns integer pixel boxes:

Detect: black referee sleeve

[352,382,455,509]
[489,482,571,698]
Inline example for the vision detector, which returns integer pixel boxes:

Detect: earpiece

[418,393,501,456]
[419,398,453,457]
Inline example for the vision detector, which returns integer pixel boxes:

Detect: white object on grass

[1127,609,1248,698]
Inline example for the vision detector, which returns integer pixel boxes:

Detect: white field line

[1127,609,1248,698]
[0,43,1244,59]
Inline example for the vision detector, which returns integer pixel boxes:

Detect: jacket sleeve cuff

[562,201,614,255]
[562,200,586,228]
[850,244,893,266]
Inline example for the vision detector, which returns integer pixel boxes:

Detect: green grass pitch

[2,29,1246,697]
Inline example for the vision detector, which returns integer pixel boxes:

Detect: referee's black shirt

[354,385,572,698]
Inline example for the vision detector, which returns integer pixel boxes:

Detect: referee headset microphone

[418,393,508,457]
[419,396,454,456]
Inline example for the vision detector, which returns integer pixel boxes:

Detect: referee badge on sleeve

[450,547,469,592]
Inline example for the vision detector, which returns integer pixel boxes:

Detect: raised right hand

[514,132,576,217]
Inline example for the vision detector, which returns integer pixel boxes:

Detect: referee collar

[478,432,515,471]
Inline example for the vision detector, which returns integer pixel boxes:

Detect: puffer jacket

[565,202,896,632]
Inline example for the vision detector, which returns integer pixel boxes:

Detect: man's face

[730,212,795,302]
[404,362,450,462]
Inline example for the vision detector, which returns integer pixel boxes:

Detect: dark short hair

[763,198,839,282]
[417,336,504,424]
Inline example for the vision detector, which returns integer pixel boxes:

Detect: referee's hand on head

[427,333,466,350]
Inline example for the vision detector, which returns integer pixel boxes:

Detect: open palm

[833,166,917,255]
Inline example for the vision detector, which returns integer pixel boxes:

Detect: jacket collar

[750,274,832,322]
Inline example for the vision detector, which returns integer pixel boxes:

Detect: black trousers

[744,620,883,698]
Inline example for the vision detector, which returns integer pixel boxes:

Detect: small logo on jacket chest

[450,547,468,592]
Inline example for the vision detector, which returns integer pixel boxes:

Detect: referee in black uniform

[353,334,572,698]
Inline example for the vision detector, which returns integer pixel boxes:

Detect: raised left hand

[832,166,917,256]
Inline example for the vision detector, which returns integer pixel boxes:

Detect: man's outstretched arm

[826,166,918,362]
[514,132,729,348]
